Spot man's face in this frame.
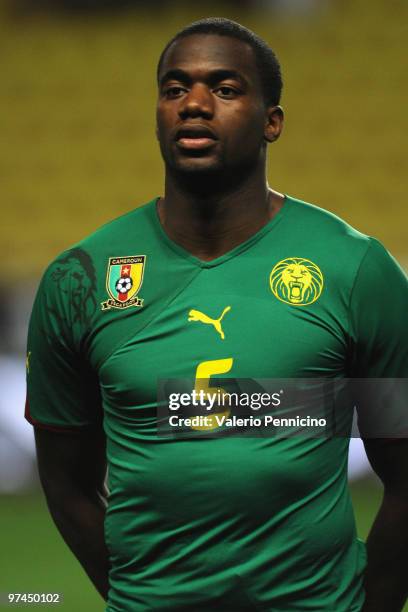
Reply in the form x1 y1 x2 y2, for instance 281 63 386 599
156 34 273 176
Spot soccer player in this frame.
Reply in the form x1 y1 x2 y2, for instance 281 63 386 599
26 18 408 612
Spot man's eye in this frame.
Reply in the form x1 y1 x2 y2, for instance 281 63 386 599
215 86 238 98
164 86 186 98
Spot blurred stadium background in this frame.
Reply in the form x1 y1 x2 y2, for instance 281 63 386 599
0 0 406 608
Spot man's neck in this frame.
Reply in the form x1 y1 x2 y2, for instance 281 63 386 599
157 167 285 262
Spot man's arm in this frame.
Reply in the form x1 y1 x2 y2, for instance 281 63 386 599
361 438 408 612
34 424 110 601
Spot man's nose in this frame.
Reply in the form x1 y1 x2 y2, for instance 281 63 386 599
178 84 214 119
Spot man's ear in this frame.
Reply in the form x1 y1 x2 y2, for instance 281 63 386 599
155 125 159 140
264 105 284 143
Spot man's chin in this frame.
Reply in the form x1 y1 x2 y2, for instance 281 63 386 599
171 156 223 175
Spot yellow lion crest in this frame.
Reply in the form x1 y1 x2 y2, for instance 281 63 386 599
270 257 323 306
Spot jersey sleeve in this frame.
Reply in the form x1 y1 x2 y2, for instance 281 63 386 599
349 238 408 377
348 238 408 437
25 248 101 430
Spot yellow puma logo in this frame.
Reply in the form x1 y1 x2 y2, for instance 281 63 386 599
188 306 231 340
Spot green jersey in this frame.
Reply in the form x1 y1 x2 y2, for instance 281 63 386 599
26 196 408 611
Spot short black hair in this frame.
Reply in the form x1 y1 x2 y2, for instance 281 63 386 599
157 18 283 106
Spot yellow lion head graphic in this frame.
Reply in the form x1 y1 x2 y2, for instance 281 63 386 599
270 258 324 306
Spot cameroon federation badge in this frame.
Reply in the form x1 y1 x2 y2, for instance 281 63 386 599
270 257 324 306
101 255 146 311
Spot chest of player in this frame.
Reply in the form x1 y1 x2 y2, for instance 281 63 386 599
88 254 350 410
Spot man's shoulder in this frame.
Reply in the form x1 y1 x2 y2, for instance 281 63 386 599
76 197 158 252
286 195 373 260
44 197 157 270
36 197 158 305
287 195 370 243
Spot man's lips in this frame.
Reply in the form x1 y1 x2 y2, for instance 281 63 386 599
175 125 218 150
177 137 216 150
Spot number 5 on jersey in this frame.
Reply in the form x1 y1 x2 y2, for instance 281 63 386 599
192 358 234 431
